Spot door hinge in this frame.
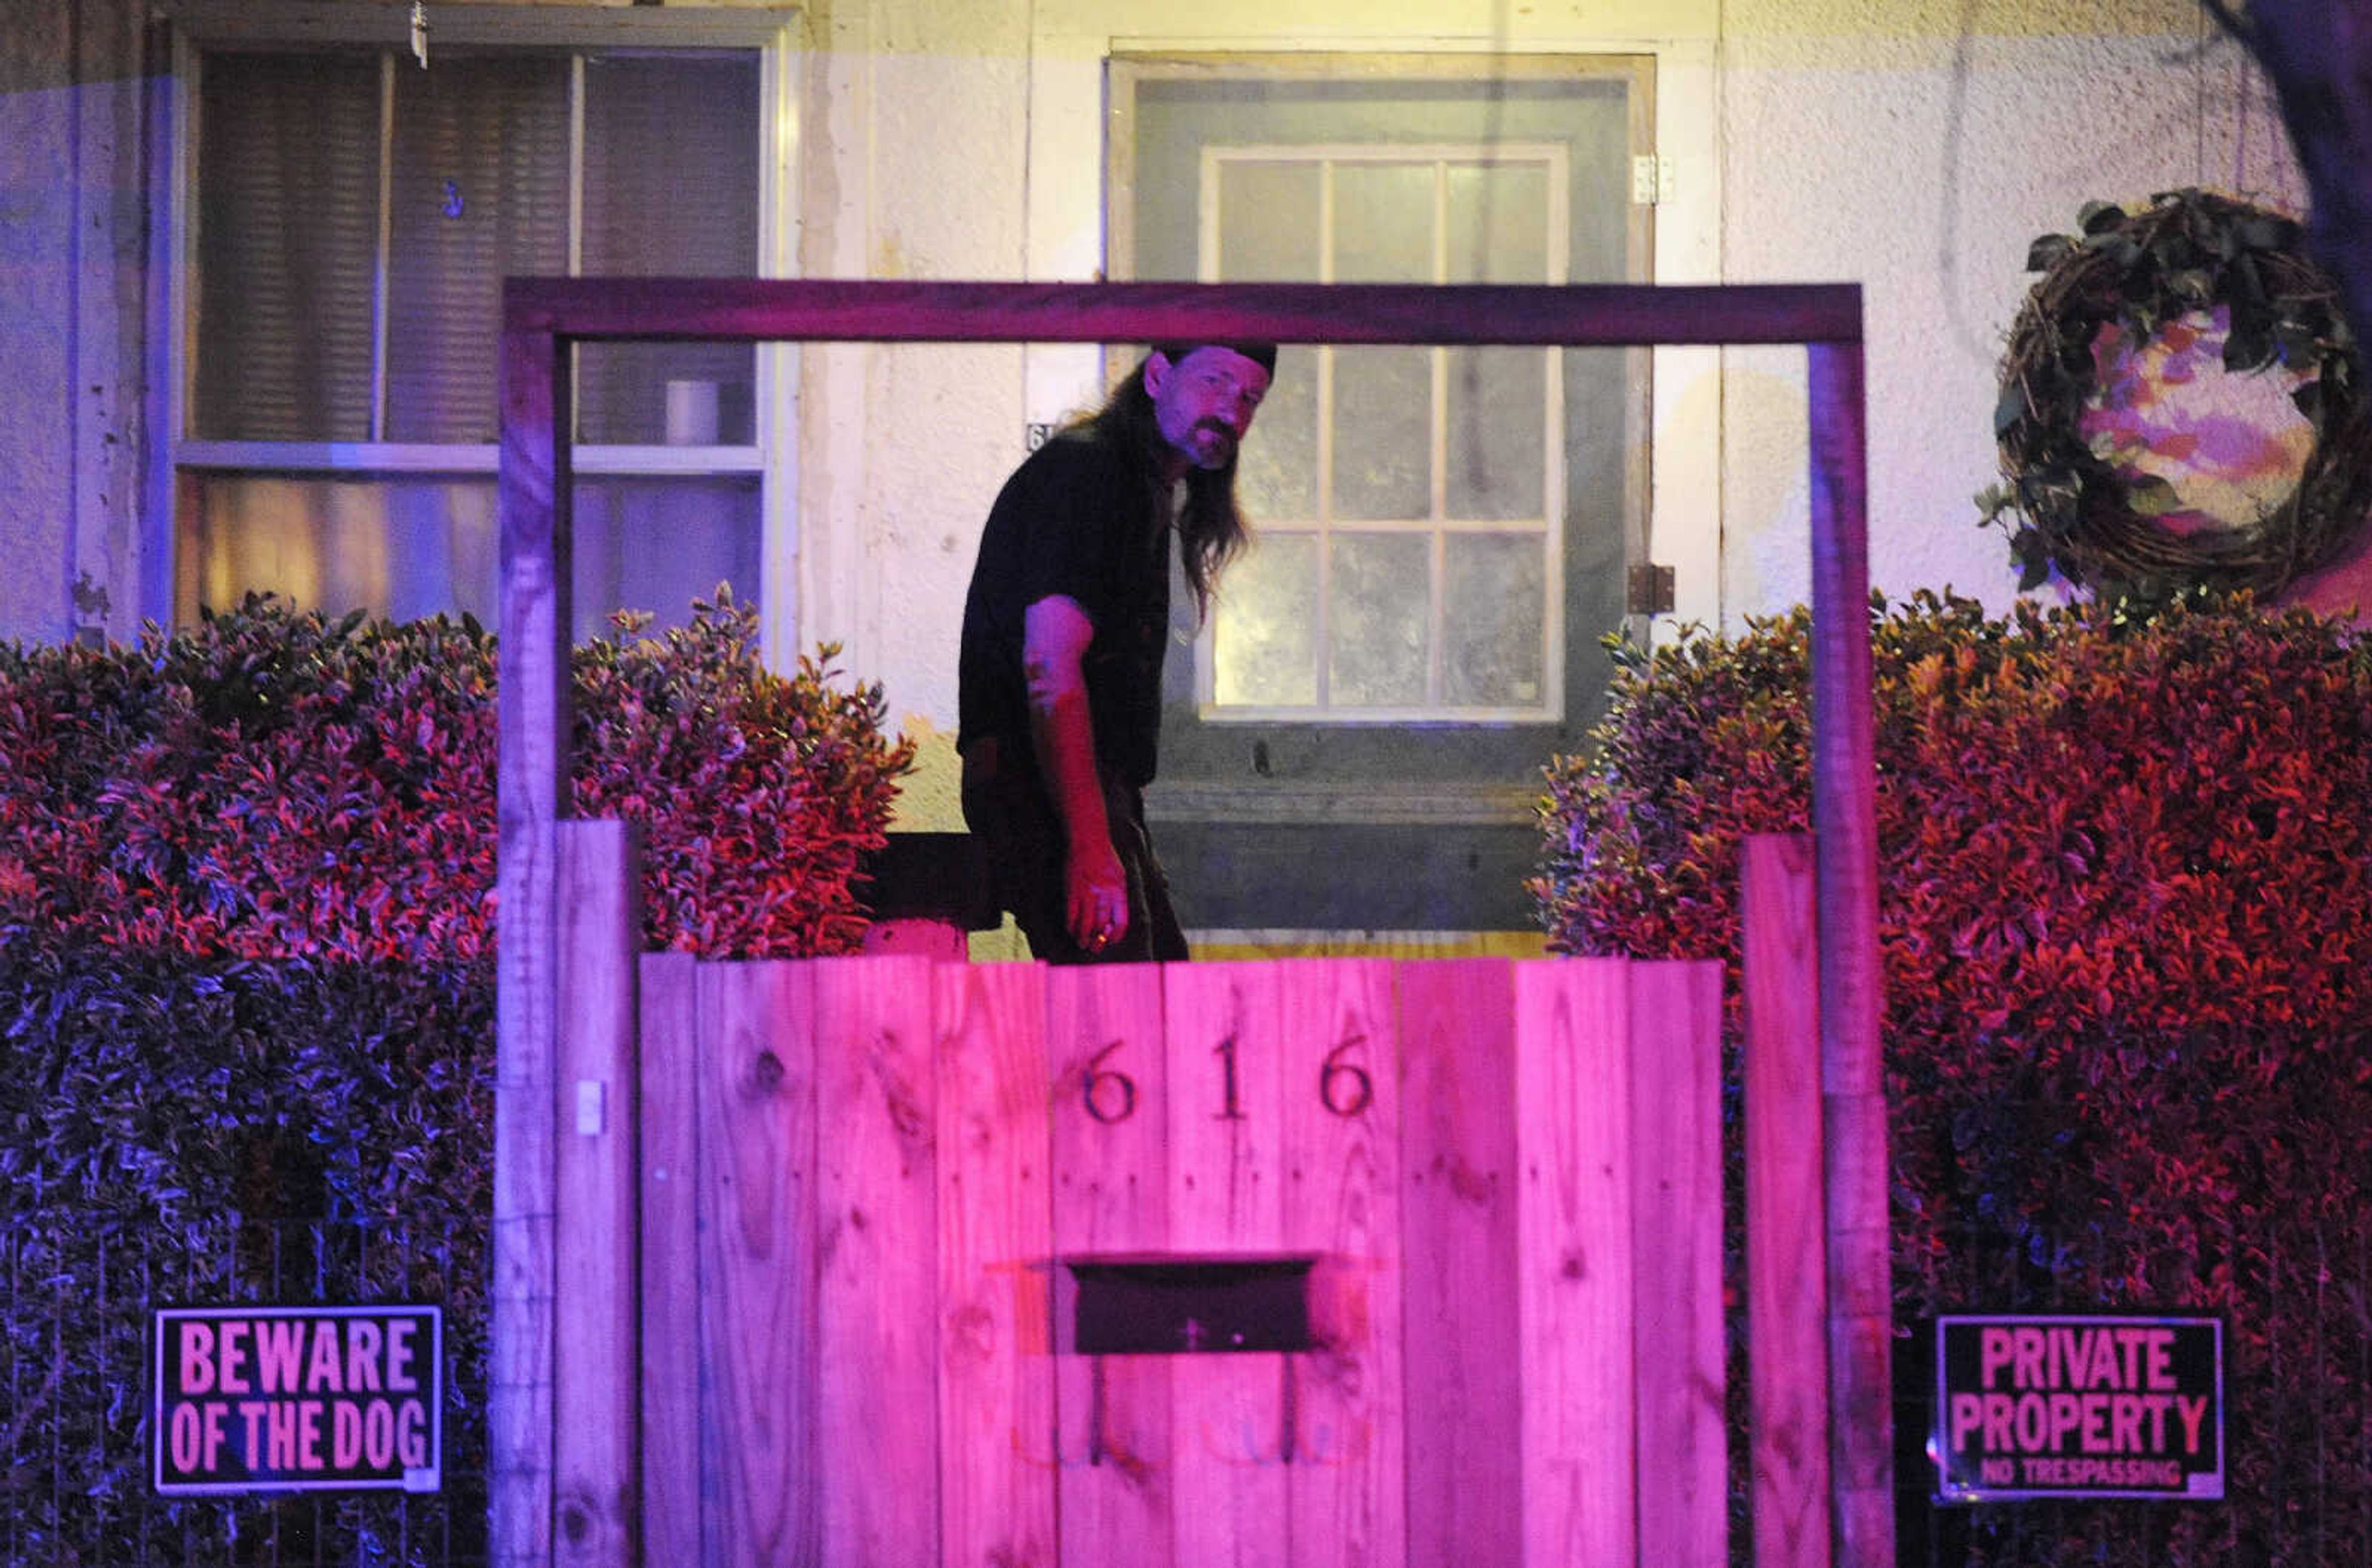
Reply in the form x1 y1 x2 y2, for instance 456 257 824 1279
1628 563 1676 616
1630 154 1675 206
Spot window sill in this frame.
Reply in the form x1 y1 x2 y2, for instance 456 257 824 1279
174 441 764 476
1143 779 1539 827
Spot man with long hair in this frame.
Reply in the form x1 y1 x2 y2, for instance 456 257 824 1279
957 340 1276 962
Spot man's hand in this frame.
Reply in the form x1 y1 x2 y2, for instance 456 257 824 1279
1064 835 1130 953
1023 595 1130 952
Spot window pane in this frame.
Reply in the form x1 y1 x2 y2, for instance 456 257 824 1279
1240 343 1318 521
1328 532 1428 706
1442 531 1545 706
1214 532 1318 705
195 52 381 441
1445 348 1546 519
1445 161 1551 283
1332 346 1431 519
579 53 762 445
573 477 763 640
1216 160 1321 280
1332 162 1434 283
181 475 758 642
386 56 571 443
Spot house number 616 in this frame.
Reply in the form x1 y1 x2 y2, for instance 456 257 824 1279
1078 1035 1373 1125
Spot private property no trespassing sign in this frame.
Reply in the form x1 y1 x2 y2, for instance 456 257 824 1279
1933 1312 2223 1502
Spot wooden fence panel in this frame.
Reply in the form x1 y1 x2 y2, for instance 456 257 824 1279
814 956 942 1564
1515 958 1637 1568
697 960 819 1568
1398 960 1521 1568
934 962 1056 1568
1630 960 1728 1568
1279 958 1402 1568
1048 964 1175 1568
1166 961 1290 1568
637 952 704 1568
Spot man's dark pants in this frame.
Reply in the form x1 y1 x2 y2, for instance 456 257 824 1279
959 736 1188 965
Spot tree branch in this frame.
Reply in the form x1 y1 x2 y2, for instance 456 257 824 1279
2208 0 2372 339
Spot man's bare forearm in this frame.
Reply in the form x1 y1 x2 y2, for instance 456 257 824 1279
1026 679 1113 858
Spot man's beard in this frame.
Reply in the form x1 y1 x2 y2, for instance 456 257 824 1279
1190 419 1237 469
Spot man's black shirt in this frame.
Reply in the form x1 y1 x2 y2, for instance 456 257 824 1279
957 425 1171 787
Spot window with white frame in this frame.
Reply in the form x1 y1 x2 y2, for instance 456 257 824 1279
170 9 793 644
1205 145 1567 722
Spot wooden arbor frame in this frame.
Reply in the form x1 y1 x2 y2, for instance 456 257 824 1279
494 279 1891 1567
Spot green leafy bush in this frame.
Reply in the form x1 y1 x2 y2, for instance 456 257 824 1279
1536 590 2372 1566
0 593 910 1564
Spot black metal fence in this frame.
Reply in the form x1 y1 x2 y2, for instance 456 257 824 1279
1898 1208 2372 1568
2 1210 486 1567
11 1193 2365 1566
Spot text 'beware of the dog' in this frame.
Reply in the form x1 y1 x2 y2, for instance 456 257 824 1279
153 1305 442 1495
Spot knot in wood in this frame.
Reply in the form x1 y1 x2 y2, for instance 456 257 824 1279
751 1049 784 1094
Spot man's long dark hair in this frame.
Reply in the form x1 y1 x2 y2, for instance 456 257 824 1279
1075 358 1247 620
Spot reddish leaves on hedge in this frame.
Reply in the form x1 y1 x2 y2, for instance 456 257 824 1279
1538 590 2372 1055
1 593 913 963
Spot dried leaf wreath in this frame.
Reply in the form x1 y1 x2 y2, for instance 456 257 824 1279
1979 188 2370 600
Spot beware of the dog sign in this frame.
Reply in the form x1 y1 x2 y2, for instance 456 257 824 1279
153 1305 442 1495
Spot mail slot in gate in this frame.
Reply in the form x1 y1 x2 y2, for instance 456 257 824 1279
1063 1254 1318 1354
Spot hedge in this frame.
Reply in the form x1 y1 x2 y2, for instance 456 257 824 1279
0 594 910 1565
0 591 912 963
1536 590 2372 1567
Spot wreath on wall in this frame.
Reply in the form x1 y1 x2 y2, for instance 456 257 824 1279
1980 188 2371 599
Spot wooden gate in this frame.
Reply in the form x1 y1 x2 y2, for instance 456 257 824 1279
544 816 1785 1567
502 276 1888 1567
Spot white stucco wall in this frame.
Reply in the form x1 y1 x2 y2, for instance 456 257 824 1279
0 0 153 650
780 0 2306 765
1 16 87 644
1718 0 2303 621
0 0 151 649
0 0 2315 685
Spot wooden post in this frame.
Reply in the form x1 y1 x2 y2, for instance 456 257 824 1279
1745 834 1833 1568
554 820 642 1567
1279 959 1402 1568
1164 962 1288 1568
494 308 571 1568
815 957 942 1564
1048 964 1175 1568
1807 339 1896 1568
